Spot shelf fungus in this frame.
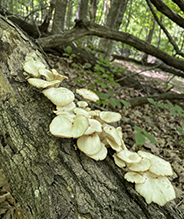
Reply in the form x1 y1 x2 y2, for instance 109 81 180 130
23 56 176 206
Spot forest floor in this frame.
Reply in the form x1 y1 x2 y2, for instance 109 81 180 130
48 53 184 211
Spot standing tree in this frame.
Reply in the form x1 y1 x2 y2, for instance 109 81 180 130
0 14 183 219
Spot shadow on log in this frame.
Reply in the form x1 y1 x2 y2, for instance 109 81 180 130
0 15 183 219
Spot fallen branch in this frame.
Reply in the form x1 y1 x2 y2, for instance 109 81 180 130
128 93 184 107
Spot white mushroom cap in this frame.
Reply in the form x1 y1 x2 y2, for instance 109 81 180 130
113 153 126 168
116 150 142 164
23 60 46 77
88 143 107 161
84 119 102 135
138 151 173 176
27 78 61 88
135 172 176 206
106 138 123 152
42 87 75 106
124 172 145 184
77 133 102 156
74 108 97 118
127 158 151 172
38 69 55 81
49 114 89 138
53 102 76 117
103 124 122 152
50 69 68 82
76 88 99 102
100 111 121 123
77 101 88 108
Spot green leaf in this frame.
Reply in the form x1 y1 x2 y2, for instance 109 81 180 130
169 108 176 116
156 102 166 108
177 128 184 134
120 99 130 108
143 131 157 144
97 92 109 100
66 46 72 54
174 105 184 116
147 98 156 105
83 63 92 69
101 83 107 89
147 112 153 117
108 89 114 96
71 63 80 68
90 83 95 90
135 132 145 146
167 100 174 108
109 97 118 108
134 126 142 132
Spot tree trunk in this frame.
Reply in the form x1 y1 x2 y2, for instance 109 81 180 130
76 0 89 20
52 0 67 33
98 0 128 59
0 15 183 219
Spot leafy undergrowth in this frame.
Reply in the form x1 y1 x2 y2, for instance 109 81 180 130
48 53 184 210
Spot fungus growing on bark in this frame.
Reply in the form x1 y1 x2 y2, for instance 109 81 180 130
27 78 61 88
124 172 145 184
127 157 151 172
53 102 76 116
100 111 121 123
76 88 99 102
84 119 102 135
135 172 176 206
77 133 102 156
88 143 108 161
50 114 89 138
39 68 68 82
23 60 46 77
113 153 126 168
116 150 142 164
42 87 75 107
23 57 176 207
77 101 88 108
138 150 173 176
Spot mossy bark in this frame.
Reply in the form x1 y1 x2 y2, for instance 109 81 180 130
0 15 183 219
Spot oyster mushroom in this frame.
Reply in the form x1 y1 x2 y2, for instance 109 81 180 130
76 88 99 102
50 114 89 138
42 87 75 106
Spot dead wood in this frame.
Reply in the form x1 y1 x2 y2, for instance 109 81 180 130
128 93 184 107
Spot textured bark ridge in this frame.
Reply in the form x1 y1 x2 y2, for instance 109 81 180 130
0 15 183 219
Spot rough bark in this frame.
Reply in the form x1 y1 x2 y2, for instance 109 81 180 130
0 15 184 219
37 20 184 76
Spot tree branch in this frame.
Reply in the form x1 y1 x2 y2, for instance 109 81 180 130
146 0 184 58
172 0 184 12
128 93 184 107
149 0 184 28
37 20 184 75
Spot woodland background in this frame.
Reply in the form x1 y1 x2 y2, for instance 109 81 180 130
0 0 184 218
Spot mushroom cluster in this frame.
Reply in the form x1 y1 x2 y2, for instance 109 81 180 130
23 57 176 206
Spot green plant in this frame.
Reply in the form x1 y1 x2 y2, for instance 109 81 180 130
134 126 157 146
147 98 184 144
63 46 76 60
